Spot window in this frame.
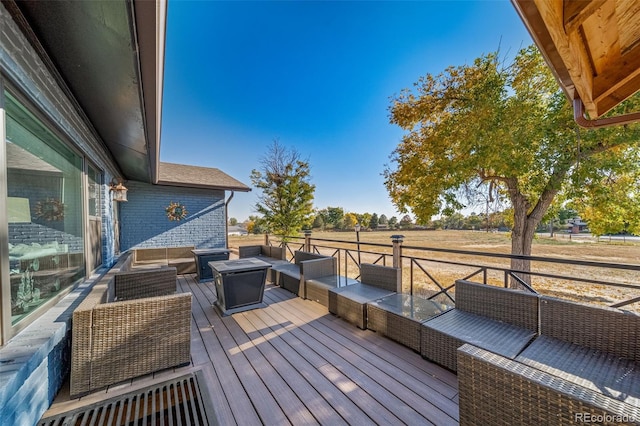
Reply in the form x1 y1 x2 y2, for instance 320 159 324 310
4 90 85 326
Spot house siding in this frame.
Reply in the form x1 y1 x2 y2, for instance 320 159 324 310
119 182 227 250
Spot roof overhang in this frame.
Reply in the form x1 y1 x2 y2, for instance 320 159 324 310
156 162 251 192
512 0 640 127
7 0 166 182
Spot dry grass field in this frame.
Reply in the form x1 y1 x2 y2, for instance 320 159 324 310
229 230 640 311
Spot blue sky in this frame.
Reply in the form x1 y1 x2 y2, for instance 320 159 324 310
160 1 533 222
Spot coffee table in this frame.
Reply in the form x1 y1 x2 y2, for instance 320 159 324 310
367 293 453 352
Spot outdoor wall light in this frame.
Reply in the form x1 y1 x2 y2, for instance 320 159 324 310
109 178 128 202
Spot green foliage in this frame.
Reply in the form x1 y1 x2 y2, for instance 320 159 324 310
388 216 398 229
228 217 238 226
312 214 325 230
369 213 379 229
356 213 372 228
569 149 640 236
251 141 315 240
385 44 640 257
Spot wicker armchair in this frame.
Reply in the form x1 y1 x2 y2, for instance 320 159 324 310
328 263 400 329
71 261 191 398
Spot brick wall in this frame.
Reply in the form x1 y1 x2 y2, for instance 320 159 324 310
0 3 121 424
119 182 227 250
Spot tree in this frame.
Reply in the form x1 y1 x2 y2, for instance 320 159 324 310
385 45 640 283
399 214 413 229
356 213 372 229
388 216 398 229
251 140 315 240
247 215 267 235
228 217 238 226
312 214 325 230
344 212 358 229
370 213 379 230
319 206 344 229
378 214 388 225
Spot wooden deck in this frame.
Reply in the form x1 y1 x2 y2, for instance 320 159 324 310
46 273 459 425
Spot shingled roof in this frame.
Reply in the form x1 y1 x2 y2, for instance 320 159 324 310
157 162 250 192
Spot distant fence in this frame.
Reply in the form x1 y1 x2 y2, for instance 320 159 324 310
263 233 640 310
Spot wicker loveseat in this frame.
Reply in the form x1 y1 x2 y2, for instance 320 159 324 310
421 280 539 372
132 246 196 274
70 254 191 398
457 296 640 425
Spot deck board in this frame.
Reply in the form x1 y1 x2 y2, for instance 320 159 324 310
45 273 459 425
261 287 456 425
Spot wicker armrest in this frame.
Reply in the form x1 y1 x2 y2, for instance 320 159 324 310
113 267 177 301
457 344 640 425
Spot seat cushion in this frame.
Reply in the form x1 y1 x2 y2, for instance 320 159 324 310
516 335 640 407
423 309 536 359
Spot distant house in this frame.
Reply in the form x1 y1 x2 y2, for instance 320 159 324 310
228 225 249 236
0 2 250 423
567 217 589 234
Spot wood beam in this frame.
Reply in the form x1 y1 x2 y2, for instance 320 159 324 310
563 0 607 34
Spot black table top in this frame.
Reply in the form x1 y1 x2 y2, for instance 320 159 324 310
209 258 271 273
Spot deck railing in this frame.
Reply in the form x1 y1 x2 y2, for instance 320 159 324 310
264 233 640 310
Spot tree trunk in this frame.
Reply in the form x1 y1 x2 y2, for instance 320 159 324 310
510 214 537 288
507 179 558 289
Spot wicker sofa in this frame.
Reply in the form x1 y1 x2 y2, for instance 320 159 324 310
70 254 191 398
457 296 640 425
420 280 539 372
132 246 196 274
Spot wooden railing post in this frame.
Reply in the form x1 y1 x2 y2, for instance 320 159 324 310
304 230 312 252
391 235 404 293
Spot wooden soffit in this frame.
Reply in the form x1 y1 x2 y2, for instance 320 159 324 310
512 0 640 120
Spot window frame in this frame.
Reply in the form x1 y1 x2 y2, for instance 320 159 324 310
0 80 90 344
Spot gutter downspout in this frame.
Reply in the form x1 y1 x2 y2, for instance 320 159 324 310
574 98 640 129
225 191 235 249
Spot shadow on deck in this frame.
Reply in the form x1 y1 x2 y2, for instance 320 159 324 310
44 273 459 425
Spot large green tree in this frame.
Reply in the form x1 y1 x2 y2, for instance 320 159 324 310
384 45 640 281
251 141 315 239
